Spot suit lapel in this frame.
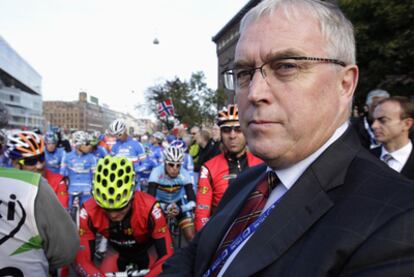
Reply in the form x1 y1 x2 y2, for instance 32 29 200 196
401 148 414 179
224 127 360 276
195 167 268 275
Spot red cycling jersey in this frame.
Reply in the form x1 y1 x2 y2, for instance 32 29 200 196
195 151 263 231
44 169 69 208
75 191 173 277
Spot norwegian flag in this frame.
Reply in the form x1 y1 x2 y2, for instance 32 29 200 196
157 98 175 118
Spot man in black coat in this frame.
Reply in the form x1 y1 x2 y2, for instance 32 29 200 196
160 0 414 276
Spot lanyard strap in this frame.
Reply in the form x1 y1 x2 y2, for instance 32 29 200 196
203 199 279 277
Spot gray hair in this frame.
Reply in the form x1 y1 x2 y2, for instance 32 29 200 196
240 0 356 65
365 89 390 106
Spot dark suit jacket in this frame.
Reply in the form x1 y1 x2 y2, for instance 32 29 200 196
371 145 414 180
161 128 414 277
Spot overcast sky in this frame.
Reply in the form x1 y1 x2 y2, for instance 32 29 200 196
0 0 248 117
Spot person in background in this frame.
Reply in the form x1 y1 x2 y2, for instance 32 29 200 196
149 131 165 166
194 129 221 173
1 130 78 275
351 89 390 149
44 131 66 174
88 131 109 161
371 96 414 179
194 104 263 231
161 0 414 276
54 127 72 153
189 126 201 172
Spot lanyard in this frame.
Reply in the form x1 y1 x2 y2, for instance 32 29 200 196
203 198 280 277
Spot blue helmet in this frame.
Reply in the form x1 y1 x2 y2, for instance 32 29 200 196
44 131 58 144
170 139 187 152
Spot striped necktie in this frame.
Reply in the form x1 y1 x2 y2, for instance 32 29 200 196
210 171 279 276
382 153 394 165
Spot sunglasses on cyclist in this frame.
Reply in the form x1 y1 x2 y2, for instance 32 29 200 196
18 153 45 166
220 125 242 134
167 163 181 168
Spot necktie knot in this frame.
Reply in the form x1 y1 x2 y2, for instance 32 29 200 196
382 153 394 164
267 171 279 191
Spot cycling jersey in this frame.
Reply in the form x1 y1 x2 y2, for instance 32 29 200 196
194 151 263 231
147 164 194 203
111 137 147 175
44 169 69 208
45 147 66 174
137 156 158 192
149 144 164 166
91 145 108 160
75 192 173 277
60 150 97 208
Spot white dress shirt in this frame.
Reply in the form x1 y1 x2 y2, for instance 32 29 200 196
380 141 413 173
218 122 349 276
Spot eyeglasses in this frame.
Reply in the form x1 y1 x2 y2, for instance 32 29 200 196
222 56 346 92
220 125 242 134
19 153 45 166
167 162 181 168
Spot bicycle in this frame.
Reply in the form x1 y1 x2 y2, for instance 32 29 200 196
105 265 149 277
161 202 182 249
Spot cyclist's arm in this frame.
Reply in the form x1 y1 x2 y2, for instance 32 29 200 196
35 177 79 270
74 206 103 276
184 183 196 202
147 202 174 277
195 166 213 231
147 182 159 197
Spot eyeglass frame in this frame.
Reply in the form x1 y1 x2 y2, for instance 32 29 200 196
166 162 182 168
220 125 242 134
222 56 347 91
18 153 46 166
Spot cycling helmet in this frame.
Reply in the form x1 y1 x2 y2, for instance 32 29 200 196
217 104 239 126
109 119 127 136
170 139 188 152
72 131 89 146
5 130 45 160
93 156 135 209
166 134 177 144
44 131 58 144
163 145 184 164
152 131 165 141
89 131 101 146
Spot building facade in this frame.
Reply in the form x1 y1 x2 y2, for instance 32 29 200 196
44 92 154 135
212 0 261 103
0 35 43 129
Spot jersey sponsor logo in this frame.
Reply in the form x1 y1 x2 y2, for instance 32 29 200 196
79 208 88 219
223 174 237 180
200 166 209 179
197 204 210 210
157 226 167 234
79 228 86 237
124 228 133 236
0 193 26 246
200 186 209 194
201 218 209 224
152 204 162 220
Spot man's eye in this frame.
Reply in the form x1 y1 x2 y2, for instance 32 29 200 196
272 62 299 71
235 69 252 80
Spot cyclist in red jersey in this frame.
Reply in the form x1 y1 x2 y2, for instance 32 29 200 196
195 104 263 231
75 156 173 277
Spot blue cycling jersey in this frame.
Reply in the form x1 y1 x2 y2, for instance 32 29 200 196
45 147 66 174
148 164 193 203
111 137 146 173
0 154 12 168
60 150 97 194
149 144 164 166
91 145 108 160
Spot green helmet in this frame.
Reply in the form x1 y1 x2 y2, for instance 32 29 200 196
93 156 135 209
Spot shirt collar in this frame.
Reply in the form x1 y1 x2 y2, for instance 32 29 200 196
267 122 349 190
381 140 413 165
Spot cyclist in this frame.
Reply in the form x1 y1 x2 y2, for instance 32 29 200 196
88 131 108 160
75 156 173 277
170 139 195 188
1 131 78 275
194 104 263 231
149 131 165 166
147 145 196 242
44 131 66 174
6 130 69 208
60 130 97 209
110 119 147 190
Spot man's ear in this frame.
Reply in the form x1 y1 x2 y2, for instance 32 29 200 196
340 65 359 100
403 117 414 132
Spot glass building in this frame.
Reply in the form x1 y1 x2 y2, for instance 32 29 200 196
0 35 43 130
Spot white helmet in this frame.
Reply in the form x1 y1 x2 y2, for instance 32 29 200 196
163 145 184 164
72 131 89 146
109 119 126 136
152 131 165 141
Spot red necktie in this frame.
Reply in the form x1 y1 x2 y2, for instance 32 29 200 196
210 171 278 276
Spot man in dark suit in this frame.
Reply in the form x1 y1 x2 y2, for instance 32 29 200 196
371 97 414 180
161 0 414 276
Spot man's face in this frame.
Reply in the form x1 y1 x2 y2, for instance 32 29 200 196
46 143 57 152
13 154 45 175
165 162 181 178
220 121 246 156
372 101 411 145
117 131 128 142
78 143 91 154
104 202 132 222
211 125 221 141
235 9 356 168
190 127 200 143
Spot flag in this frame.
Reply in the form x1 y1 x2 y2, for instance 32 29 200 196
157 98 175 118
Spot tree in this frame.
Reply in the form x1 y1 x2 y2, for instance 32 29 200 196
145 72 226 129
339 0 414 107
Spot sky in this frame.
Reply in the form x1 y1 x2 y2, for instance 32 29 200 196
0 0 249 118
